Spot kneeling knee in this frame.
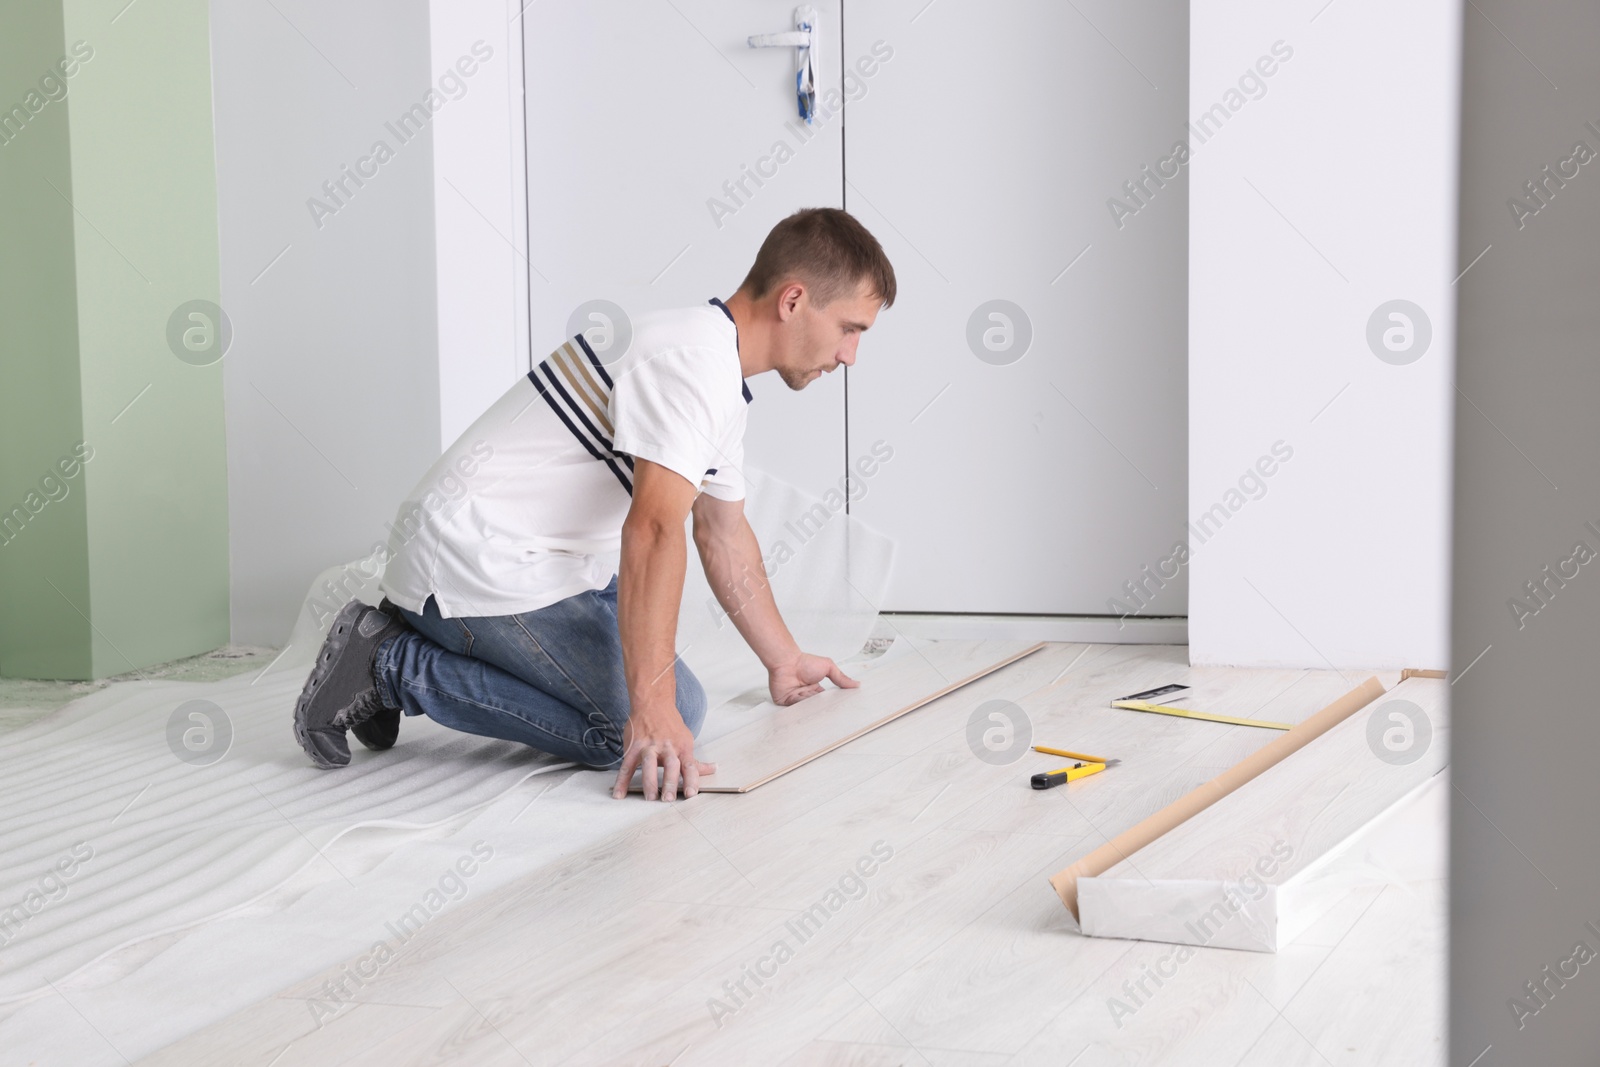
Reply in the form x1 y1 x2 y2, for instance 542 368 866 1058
576 723 625 770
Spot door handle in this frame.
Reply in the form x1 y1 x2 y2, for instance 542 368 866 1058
748 5 819 124
748 30 812 48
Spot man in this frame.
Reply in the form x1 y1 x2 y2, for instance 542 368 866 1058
292 207 897 801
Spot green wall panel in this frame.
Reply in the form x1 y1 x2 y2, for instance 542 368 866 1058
0 0 229 679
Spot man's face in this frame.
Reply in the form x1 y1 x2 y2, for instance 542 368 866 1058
776 281 881 390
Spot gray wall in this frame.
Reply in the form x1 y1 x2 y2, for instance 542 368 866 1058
210 0 441 646
1450 0 1600 1061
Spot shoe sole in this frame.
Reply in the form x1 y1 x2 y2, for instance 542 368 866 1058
350 708 400 751
353 599 409 752
293 599 366 768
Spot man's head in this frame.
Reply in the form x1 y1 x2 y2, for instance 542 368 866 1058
734 208 896 390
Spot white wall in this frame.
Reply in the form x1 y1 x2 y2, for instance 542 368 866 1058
212 0 534 646
211 0 443 647
1188 0 1460 670
428 0 530 449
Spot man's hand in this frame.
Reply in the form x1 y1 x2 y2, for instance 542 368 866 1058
615 460 706 802
692 495 860 709
769 651 859 706
611 704 717 801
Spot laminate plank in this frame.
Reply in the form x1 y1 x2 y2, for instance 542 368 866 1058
645 750 1085 913
330 827 1059 1066
1050 675 1387 920
839 641 1108 758
668 642 1105 859
641 647 1177 915
266 1002 445 1067
269 801 731 1010
1283 882 1384 949
164 894 795 1067
665 828 1096 1065
337 1002 534 1067
780 1040 1011 1067
777 1039 927 1067
1079 679 1448 950
931 667 1361 871
133 996 343 1067
995 939 1287 1065
652 640 1045 793
820 850 1134 1057
456 829 1076 1065
1235 880 1447 1066
1097 679 1447 880
861 873 1424 1065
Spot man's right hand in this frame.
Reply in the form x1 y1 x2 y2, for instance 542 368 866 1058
610 704 717 801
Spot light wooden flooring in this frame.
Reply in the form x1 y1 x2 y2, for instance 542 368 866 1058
137 643 1443 1066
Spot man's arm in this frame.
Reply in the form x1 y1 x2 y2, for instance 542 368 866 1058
611 459 715 801
691 493 859 705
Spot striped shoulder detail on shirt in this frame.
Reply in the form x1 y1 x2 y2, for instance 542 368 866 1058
527 336 634 493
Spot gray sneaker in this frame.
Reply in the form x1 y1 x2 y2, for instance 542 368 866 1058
293 599 408 768
350 598 411 753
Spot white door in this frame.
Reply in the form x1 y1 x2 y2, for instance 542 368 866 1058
524 0 1188 615
523 0 846 501
843 1 1187 614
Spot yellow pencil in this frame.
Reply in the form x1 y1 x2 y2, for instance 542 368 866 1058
1032 744 1118 765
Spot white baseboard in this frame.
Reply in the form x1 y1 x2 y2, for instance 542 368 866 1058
877 614 1187 646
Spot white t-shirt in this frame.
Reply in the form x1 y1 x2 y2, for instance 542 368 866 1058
380 298 751 619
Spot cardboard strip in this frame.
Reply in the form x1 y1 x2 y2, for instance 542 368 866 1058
1048 675 1386 919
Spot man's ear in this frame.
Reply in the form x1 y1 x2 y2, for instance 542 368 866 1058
777 282 805 320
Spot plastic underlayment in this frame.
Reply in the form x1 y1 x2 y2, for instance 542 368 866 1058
0 468 895 1065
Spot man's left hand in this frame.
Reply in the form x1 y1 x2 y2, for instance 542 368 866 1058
769 652 859 706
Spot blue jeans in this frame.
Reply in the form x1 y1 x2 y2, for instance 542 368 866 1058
371 577 706 769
